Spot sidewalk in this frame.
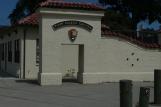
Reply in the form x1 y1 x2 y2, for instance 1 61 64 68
0 79 159 107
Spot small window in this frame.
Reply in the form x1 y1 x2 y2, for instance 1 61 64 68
1 44 4 61
131 53 135 56
8 41 12 62
14 39 20 63
137 58 139 61
36 39 40 65
131 64 134 67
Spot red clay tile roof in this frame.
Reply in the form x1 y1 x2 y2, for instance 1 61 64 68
18 13 39 25
17 13 161 49
39 0 104 11
101 25 161 49
17 0 104 25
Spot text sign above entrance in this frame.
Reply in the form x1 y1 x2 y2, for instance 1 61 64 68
52 21 93 32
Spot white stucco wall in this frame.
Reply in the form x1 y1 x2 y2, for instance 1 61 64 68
24 27 39 79
0 27 39 79
38 8 103 85
38 8 161 85
82 37 161 83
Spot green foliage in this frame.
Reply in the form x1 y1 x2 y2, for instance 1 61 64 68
102 10 132 30
9 0 45 25
99 0 161 30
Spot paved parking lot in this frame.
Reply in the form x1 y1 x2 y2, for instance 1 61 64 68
0 78 159 107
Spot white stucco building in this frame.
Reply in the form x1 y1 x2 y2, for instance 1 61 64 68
0 0 161 85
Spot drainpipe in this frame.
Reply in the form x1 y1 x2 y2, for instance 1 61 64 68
158 33 161 45
23 29 26 79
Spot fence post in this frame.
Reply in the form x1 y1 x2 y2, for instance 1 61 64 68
154 69 161 104
139 87 150 107
120 80 132 107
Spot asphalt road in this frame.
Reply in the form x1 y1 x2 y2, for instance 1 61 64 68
0 78 159 107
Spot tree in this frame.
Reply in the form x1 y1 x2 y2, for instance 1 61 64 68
9 0 45 25
99 0 161 30
102 10 132 31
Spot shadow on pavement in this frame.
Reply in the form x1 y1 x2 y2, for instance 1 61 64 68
15 80 39 85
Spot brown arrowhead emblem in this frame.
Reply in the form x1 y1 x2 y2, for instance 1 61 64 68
68 29 78 42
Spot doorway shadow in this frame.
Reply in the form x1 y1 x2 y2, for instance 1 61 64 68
62 79 80 83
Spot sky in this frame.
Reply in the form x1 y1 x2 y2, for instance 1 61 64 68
137 20 161 31
0 0 98 25
0 0 160 30
0 0 19 25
